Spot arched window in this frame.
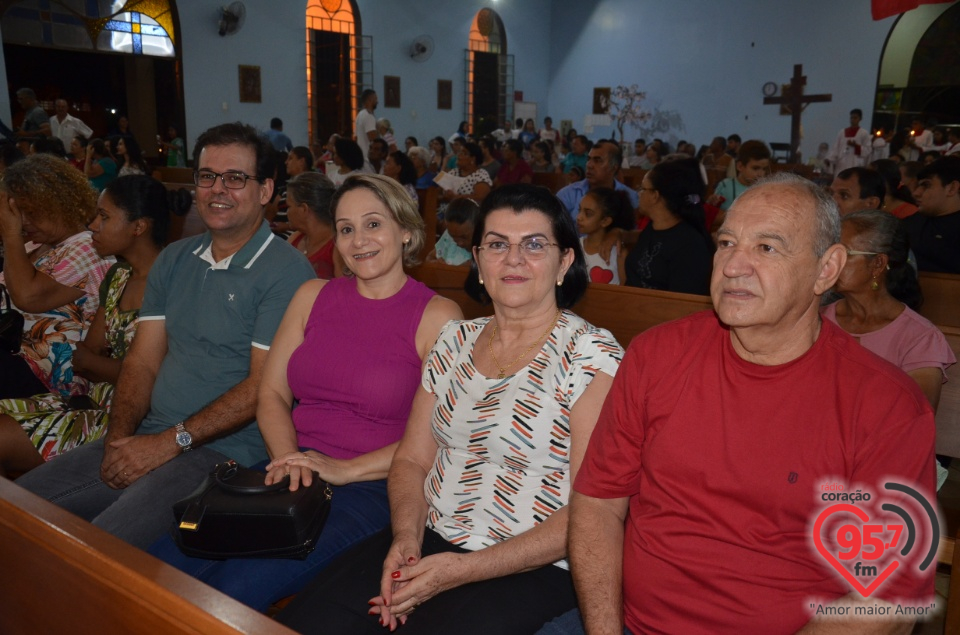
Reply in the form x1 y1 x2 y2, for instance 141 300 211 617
2 0 183 158
306 0 371 144
874 2 958 138
465 8 513 137
2 0 177 56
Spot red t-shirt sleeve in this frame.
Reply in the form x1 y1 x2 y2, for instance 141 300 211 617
575 337 647 498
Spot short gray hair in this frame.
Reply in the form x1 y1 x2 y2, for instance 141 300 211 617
407 145 430 168
16 87 36 100
741 172 840 258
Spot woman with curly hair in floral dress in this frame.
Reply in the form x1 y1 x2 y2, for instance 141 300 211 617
0 174 177 477
0 153 114 400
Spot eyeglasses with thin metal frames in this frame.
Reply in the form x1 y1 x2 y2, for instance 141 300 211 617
475 239 559 260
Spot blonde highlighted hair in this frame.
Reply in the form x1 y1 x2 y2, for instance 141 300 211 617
332 174 424 268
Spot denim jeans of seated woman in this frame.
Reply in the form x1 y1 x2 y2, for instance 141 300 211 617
149 478 390 612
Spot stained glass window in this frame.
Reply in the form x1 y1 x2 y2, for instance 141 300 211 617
1 0 176 57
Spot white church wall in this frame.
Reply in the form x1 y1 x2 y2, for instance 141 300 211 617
354 0 554 148
546 0 899 162
174 0 553 157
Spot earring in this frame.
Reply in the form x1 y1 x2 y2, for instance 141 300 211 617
557 279 563 286
478 276 484 285
871 275 879 291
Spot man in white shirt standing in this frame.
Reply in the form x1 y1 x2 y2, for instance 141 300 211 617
904 118 935 162
49 99 93 150
828 108 871 175
355 89 378 160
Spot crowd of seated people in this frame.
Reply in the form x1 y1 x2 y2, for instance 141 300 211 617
4 108 960 634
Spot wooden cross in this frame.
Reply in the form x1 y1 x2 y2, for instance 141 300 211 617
763 64 832 164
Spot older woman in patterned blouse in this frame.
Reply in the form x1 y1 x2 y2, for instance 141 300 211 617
278 184 623 634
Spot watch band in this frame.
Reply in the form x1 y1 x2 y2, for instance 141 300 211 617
175 421 193 452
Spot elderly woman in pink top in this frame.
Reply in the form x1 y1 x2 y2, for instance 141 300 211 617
150 175 461 611
822 210 954 408
824 210 954 490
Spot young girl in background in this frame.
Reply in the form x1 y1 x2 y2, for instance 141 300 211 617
576 187 635 285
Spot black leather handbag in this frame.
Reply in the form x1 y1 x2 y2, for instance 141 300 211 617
172 460 332 560
0 285 24 354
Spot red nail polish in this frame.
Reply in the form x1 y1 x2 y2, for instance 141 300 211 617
407 556 416 563
391 570 401 579
379 618 384 626
368 599 377 605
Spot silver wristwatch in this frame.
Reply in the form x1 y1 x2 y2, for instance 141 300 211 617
175 422 193 452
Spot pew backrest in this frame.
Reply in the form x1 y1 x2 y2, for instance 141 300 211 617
408 261 714 346
936 325 960 458
531 172 567 194
416 187 440 261
0 477 294 635
152 166 195 184
919 271 960 329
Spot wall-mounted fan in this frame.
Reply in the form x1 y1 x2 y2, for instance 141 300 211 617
219 2 246 37
409 35 434 62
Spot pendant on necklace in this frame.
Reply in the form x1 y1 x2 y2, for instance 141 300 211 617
497 373 505 379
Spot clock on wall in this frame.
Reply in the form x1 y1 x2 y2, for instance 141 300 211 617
762 81 778 97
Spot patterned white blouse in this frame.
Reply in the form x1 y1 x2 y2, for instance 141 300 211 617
421 311 622 568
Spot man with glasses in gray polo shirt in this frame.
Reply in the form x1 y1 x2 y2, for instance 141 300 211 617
17 122 316 549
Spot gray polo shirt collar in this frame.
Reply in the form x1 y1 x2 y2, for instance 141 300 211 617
192 220 276 270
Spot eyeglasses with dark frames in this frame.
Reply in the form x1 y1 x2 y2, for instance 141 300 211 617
194 169 262 189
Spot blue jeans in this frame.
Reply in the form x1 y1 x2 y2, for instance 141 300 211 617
15 437 229 549
149 479 390 612
536 609 633 635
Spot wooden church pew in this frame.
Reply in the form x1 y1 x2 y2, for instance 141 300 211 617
531 172 567 194
919 271 960 330
152 166 195 184
407 261 714 347
0 476 295 635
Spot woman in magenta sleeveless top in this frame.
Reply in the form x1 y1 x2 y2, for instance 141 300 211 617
151 175 461 611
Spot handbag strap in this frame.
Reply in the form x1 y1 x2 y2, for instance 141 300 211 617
214 460 292 494
0 285 10 310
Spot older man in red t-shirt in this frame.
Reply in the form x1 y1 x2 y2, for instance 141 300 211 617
569 173 936 635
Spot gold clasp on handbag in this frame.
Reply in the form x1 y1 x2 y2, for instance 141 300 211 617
178 501 204 531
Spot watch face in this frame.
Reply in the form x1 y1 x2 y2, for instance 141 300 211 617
176 431 192 447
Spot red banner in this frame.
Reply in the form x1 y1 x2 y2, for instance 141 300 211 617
872 0 954 20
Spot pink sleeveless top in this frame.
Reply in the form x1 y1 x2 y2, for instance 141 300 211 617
287 276 435 458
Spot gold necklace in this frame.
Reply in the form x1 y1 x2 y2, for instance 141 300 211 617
487 310 562 379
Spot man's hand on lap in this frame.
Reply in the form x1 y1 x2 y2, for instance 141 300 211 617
100 432 180 489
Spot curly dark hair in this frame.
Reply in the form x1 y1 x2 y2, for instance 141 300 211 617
1 153 96 230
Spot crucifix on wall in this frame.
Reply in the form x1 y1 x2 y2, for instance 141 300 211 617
763 64 832 164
